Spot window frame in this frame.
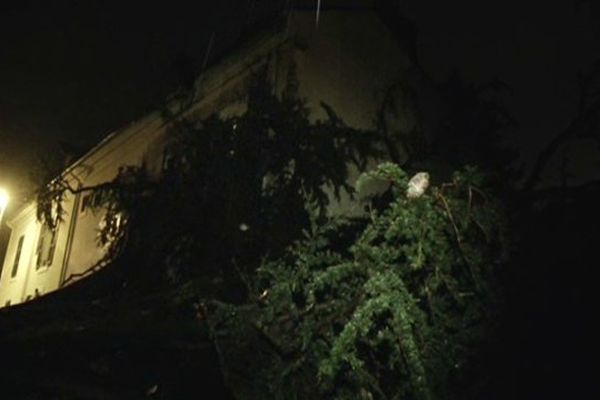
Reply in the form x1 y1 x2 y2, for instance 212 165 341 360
10 235 25 279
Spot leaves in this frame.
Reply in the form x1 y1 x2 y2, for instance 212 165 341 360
210 163 509 400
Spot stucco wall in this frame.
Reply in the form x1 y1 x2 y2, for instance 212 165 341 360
284 9 413 215
287 10 411 127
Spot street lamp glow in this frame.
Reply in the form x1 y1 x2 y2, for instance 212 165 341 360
0 188 9 230
0 188 8 211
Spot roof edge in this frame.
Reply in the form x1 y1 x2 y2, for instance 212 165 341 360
292 0 375 10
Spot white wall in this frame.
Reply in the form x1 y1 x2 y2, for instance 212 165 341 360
0 205 40 304
64 113 168 282
285 9 414 215
287 10 412 128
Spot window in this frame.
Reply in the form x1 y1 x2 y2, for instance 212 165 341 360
36 223 58 269
11 235 24 278
80 192 101 214
80 193 92 213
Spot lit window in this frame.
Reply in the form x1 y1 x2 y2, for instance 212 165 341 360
36 223 58 269
11 235 24 278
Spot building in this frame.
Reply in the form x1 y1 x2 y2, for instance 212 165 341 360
0 1 416 307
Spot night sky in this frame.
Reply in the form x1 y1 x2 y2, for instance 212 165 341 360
0 0 256 201
402 0 600 184
0 0 599 203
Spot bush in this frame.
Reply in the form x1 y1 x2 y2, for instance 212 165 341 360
207 163 509 400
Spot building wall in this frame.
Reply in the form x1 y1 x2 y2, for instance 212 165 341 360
0 205 45 305
288 9 412 127
64 113 168 282
0 8 413 306
285 9 413 215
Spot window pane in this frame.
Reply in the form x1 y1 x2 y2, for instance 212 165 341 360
11 235 24 278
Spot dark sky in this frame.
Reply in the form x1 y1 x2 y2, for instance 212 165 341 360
0 0 599 202
0 0 258 200
400 0 600 183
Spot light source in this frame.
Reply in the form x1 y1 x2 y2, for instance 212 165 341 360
0 188 9 229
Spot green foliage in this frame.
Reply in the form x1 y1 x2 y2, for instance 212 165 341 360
31 152 71 231
142 69 382 290
89 166 151 249
208 163 508 400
